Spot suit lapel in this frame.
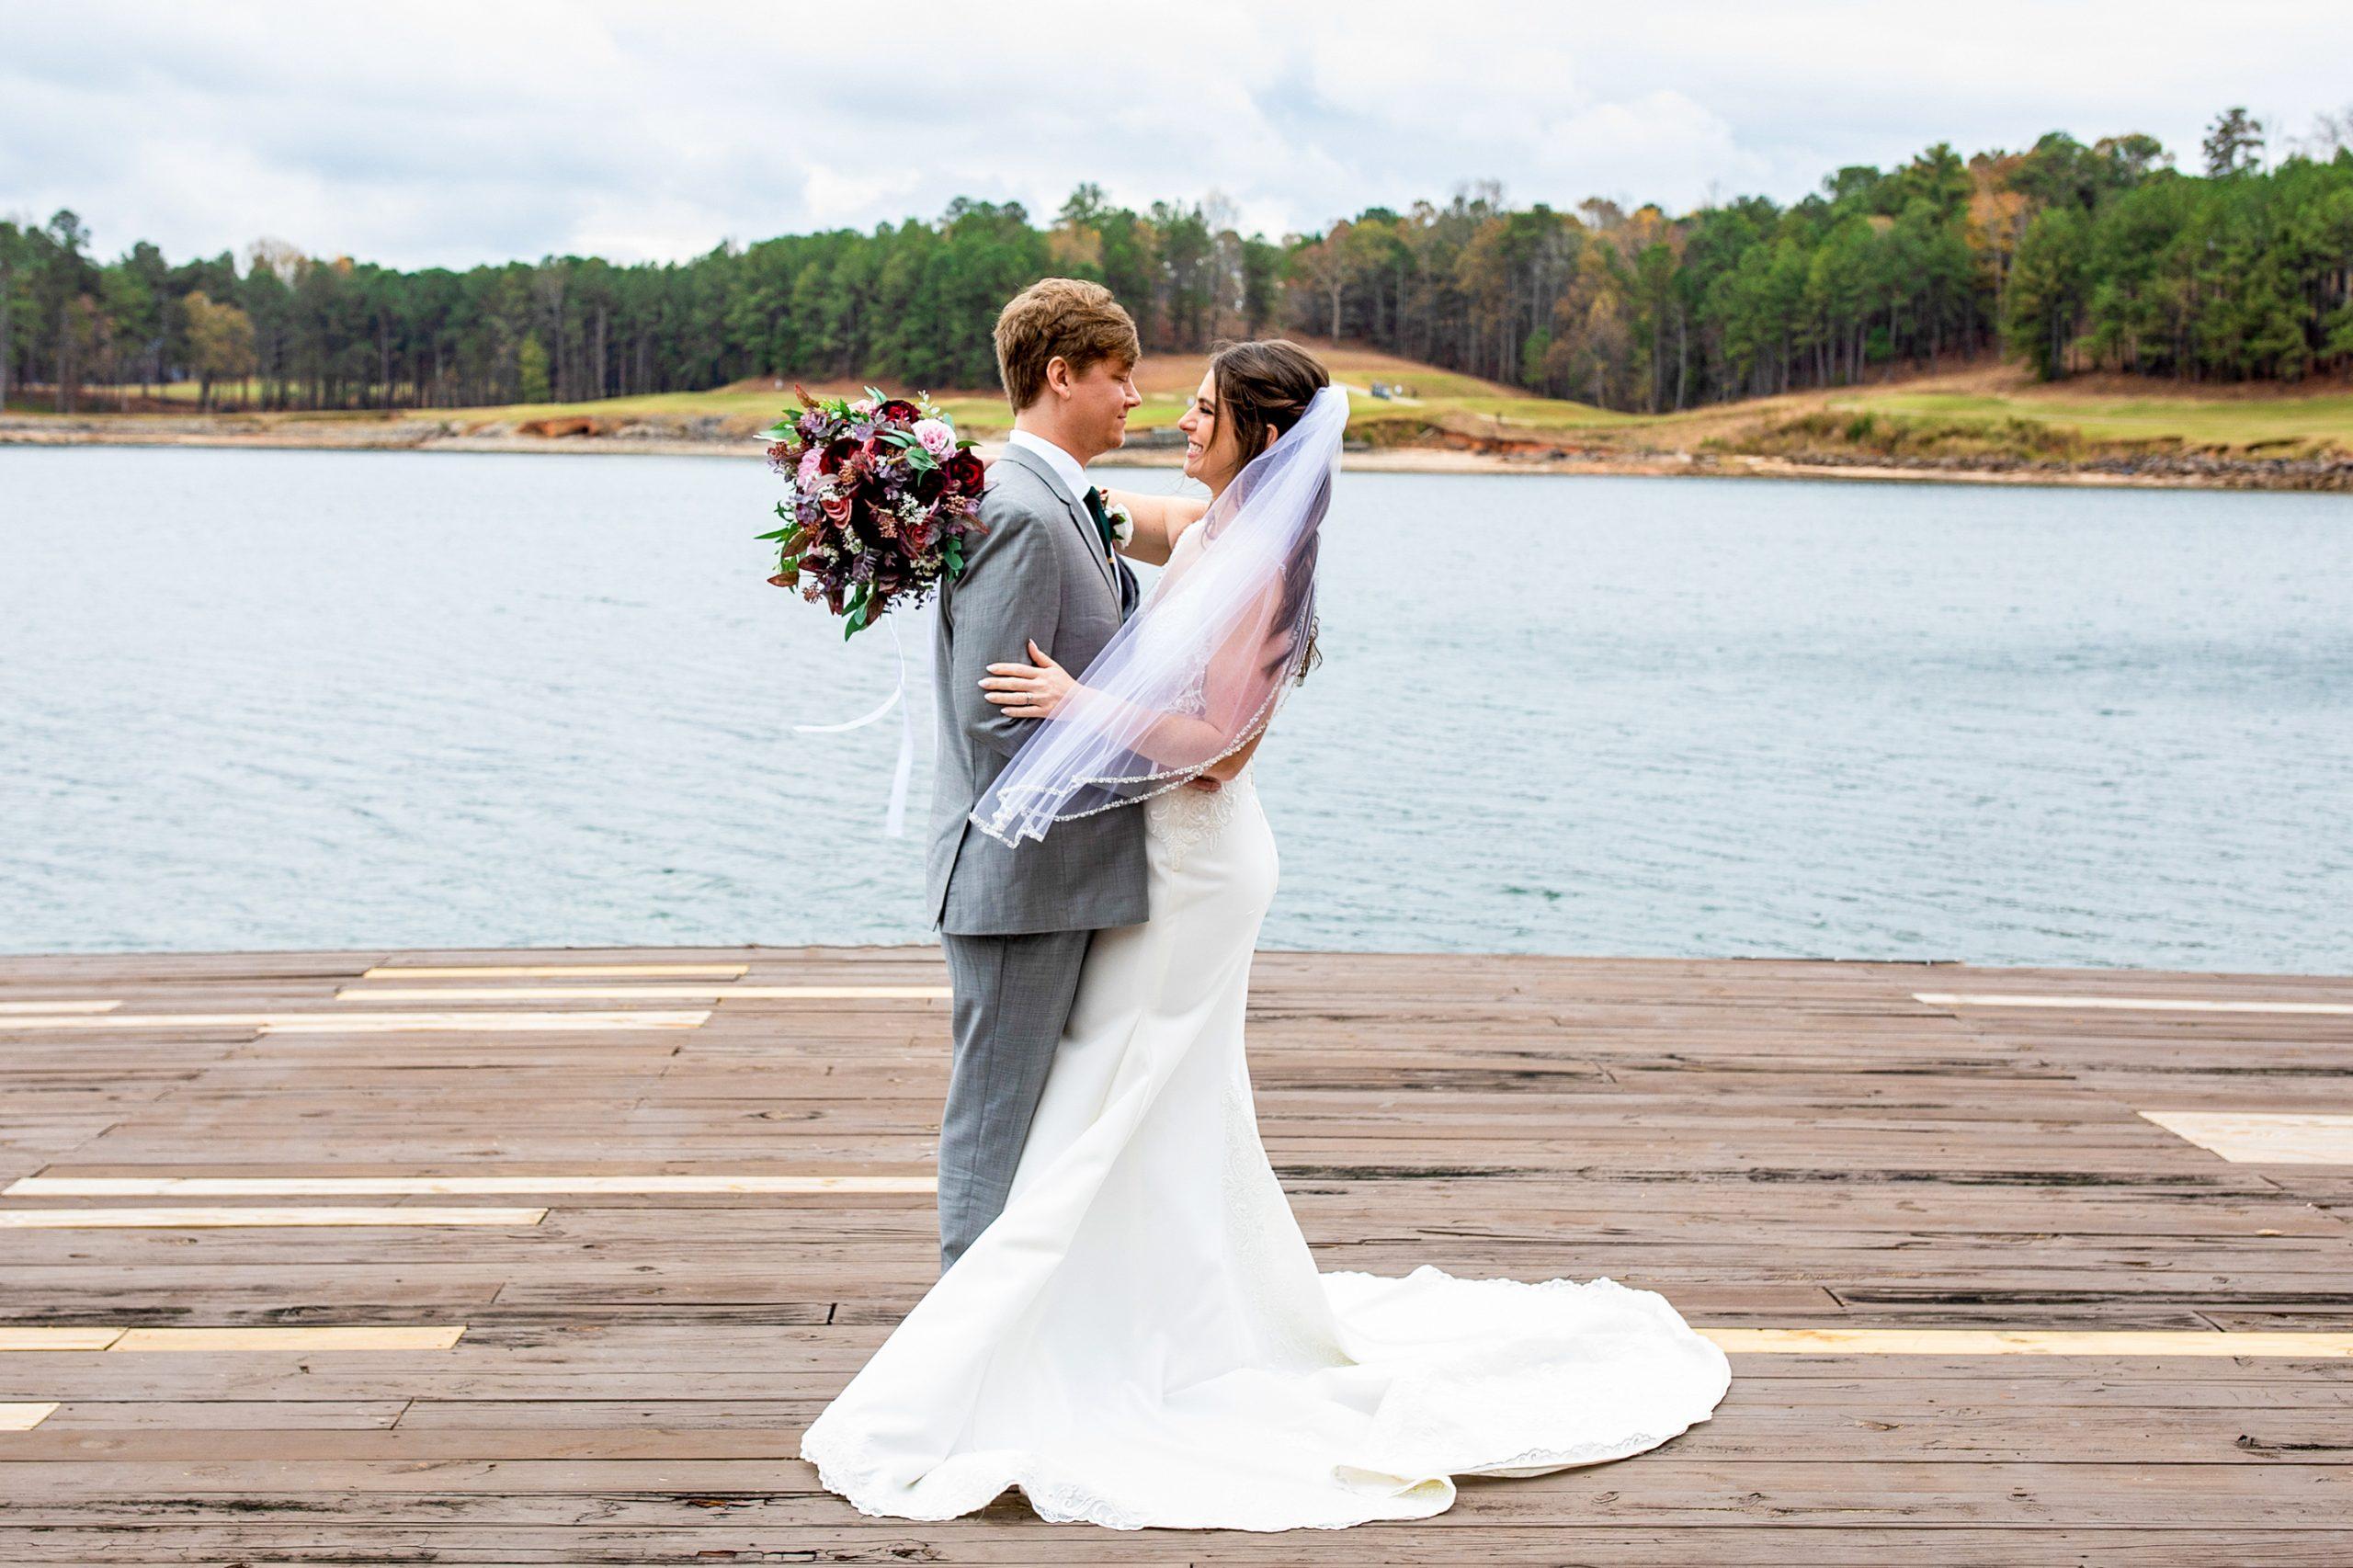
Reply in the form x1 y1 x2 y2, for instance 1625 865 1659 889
999 444 1116 595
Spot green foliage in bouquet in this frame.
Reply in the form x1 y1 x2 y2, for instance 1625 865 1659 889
759 386 989 639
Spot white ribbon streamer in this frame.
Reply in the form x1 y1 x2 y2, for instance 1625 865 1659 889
794 616 915 838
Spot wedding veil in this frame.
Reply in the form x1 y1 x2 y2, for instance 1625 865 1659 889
971 382 1347 846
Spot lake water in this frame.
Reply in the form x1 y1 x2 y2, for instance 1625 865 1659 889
4 444 2349 972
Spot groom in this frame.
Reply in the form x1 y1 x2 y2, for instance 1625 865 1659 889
926 278 1145 1271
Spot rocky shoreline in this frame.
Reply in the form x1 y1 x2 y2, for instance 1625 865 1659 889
1722 445 2353 492
6 411 2349 492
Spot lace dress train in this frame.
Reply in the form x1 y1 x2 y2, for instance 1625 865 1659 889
799 769 1731 1530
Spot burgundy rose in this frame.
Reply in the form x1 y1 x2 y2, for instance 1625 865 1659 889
944 450 986 494
876 399 921 426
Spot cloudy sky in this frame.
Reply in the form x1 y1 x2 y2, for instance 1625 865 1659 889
7 1 2347 270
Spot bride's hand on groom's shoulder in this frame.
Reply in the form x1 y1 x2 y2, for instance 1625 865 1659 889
980 639 1074 720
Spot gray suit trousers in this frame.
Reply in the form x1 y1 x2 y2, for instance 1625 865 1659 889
936 926 1093 1272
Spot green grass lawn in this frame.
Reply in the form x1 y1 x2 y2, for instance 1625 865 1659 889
426 342 1551 437
1835 389 2353 452
109 377 270 407
423 384 1630 441
1431 396 1665 431
1436 381 2353 457
31 356 2353 460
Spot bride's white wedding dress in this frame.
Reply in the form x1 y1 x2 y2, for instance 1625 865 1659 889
801 711 1732 1528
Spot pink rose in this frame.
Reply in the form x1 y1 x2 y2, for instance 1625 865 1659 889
796 449 823 487
911 417 955 459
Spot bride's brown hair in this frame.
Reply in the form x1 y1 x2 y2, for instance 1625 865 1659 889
1210 339 1329 474
1208 339 1331 684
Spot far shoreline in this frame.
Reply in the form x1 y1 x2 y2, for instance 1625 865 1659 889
4 415 2348 494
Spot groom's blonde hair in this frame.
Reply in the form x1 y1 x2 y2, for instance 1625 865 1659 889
994 278 1141 412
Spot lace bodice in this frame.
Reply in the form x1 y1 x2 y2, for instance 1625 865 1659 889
1145 766 1254 871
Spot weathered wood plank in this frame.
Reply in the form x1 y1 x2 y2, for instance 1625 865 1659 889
1 942 2347 1560
0 1525 2346 1566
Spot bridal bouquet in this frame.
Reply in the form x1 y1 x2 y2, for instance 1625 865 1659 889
758 387 989 638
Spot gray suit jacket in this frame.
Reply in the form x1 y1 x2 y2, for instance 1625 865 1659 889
926 442 1147 935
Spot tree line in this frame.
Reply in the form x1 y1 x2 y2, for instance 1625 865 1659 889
3 108 2348 416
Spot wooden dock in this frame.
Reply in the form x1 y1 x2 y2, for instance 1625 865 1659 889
1 944 2347 1563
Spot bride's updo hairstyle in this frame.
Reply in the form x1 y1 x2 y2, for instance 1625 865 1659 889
1209 338 1331 684
1209 338 1331 475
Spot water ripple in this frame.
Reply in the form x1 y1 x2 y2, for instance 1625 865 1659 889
2 448 2349 969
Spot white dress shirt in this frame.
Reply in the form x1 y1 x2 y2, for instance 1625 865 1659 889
1006 428 1091 508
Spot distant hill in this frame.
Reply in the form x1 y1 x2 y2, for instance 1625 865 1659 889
11 335 2343 486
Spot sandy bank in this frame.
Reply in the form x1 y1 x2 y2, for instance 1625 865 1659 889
6 413 2348 492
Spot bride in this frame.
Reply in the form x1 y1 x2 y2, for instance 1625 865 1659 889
800 340 1730 1531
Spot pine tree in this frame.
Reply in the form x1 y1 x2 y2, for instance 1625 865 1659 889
517 334 551 403
2204 108 2266 178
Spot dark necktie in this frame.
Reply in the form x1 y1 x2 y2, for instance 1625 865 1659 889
1082 486 1117 556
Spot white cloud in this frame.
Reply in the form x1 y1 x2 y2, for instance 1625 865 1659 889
3 1 2347 267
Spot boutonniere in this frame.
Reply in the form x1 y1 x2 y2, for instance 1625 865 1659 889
1104 500 1134 548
